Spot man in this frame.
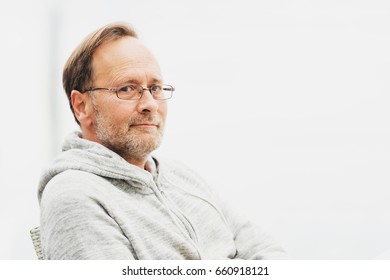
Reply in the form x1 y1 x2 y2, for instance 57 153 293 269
38 22 286 259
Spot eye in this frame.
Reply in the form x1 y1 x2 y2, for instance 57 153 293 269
119 85 137 93
150 85 161 93
116 84 141 100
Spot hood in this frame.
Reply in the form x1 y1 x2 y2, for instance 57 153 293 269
38 131 155 202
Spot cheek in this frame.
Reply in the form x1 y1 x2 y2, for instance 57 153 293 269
158 102 168 119
105 100 137 121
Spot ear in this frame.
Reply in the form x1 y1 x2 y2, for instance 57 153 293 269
71 90 93 126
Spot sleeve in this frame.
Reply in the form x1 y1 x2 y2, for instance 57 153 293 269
171 159 287 260
195 175 287 260
220 201 288 260
39 171 135 260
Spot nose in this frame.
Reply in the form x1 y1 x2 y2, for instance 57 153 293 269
136 88 159 113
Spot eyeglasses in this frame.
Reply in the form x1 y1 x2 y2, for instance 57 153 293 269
86 84 175 100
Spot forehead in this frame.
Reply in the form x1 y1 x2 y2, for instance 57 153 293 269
91 36 162 84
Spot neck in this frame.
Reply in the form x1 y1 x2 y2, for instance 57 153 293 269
81 128 151 169
123 155 148 169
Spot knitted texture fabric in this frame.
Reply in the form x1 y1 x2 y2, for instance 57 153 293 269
38 131 286 260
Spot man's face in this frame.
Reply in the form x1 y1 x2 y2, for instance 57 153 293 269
87 36 167 162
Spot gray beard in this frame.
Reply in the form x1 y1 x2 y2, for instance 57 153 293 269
93 104 164 163
97 128 162 161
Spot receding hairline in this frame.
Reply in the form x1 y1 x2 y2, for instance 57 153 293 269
62 22 139 124
64 23 138 87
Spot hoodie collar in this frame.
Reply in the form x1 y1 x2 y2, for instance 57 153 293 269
38 131 158 201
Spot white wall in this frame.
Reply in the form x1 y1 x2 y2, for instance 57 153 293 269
1 0 390 259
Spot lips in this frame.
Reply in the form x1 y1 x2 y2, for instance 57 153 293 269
131 123 157 127
129 116 160 128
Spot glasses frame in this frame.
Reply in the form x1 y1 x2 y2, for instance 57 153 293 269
86 84 175 100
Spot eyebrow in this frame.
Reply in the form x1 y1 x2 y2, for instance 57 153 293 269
122 77 163 86
124 79 142 84
148 77 163 85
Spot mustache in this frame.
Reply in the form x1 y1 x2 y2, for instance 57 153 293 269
128 115 161 126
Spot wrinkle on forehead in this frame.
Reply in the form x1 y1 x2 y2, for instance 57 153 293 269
91 37 162 86
110 67 163 86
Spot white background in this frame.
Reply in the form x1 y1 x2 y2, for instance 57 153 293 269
0 0 390 259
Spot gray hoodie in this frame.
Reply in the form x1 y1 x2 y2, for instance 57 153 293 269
38 131 286 259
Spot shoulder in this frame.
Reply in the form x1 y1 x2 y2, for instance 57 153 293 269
40 169 112 210
157 157 214 195
159 157 202 181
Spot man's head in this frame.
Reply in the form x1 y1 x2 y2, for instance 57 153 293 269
63 23 170 167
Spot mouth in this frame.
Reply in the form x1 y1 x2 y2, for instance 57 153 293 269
130 123 158 128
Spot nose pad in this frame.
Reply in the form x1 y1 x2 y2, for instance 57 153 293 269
138 87 152 99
